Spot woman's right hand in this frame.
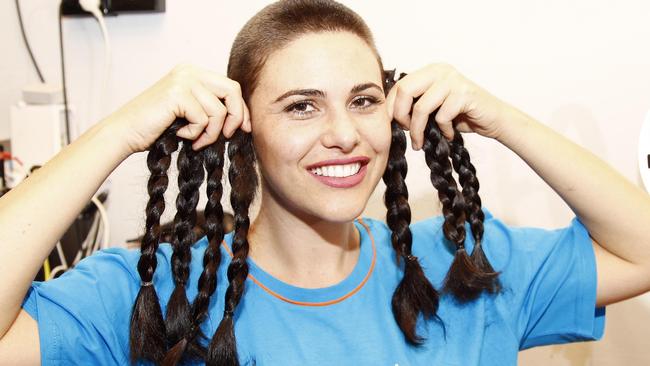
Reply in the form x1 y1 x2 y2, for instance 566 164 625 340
108 64 251 154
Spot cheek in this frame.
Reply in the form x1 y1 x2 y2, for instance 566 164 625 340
366 116 392 157
253 125 316 169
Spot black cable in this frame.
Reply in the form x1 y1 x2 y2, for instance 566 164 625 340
58 4 71 145
15 0 45 83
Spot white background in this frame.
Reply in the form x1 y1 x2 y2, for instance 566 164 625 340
2 0 650 364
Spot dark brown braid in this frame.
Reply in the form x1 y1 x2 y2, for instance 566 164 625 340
161 135 229 366
421 109 478 303
382 69 441 345
191 134 229 356
449 131 500 295
129 120 183 364
206 129 258 366
164 137 206 362
416 90 499 303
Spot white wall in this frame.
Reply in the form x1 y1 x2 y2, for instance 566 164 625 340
3 0 650 364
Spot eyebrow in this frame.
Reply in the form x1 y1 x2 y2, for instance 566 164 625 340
273 82 383 103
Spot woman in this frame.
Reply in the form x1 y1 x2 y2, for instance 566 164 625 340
1 0 650 365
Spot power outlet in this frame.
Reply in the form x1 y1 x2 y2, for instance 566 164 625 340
61 0 165 16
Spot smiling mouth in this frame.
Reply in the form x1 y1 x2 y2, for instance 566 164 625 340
309 162 362 177
307 161 368 188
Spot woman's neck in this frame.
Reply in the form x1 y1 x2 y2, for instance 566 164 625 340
247 193 361 289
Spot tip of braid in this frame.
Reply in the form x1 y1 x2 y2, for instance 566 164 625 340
392 258 440 345
469 241 501 292
207 315 239 366
382 116 442 346
442 247 500 303
161 338 188 366
165 285 194 339
129 120 187 364
203 129 255 366
129 286 167 364
446 125 501 301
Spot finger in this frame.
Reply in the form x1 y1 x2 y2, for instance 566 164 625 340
200 74 245 124
222 99 247 138
385 85 397 123
410 83 450 150
190 83 227 146
192 115 224 150
435 92 465 140
191 83 228 122
391 83 414 128
176 93 209 140
217 94 244 139
240 101 251 132
391 73 438 130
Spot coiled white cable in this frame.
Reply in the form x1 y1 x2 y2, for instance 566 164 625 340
91 194 110 249
78 0 111 118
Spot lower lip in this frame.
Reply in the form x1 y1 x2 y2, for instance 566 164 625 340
309 164 368 188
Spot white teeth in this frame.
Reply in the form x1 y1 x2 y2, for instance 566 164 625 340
310 162 361 178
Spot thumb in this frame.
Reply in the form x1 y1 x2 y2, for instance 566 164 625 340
386 86 396 123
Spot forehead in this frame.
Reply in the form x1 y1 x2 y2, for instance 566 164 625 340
255 31 382 98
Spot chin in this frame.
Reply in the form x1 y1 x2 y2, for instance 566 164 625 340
308 199 368 223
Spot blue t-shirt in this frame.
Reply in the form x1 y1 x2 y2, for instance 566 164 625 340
22 209 606 365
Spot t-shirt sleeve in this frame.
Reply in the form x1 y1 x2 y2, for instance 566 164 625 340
21 248 142 365
482 211 606 350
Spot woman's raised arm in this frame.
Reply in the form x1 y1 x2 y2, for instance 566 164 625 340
0 64 249 350
387 62 650 308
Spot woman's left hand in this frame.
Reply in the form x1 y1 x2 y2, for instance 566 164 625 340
386 63 512 150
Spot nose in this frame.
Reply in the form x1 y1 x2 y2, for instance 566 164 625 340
321 108 361 152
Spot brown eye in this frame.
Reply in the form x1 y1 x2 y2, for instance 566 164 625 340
285 101 317 119
351 96 378 109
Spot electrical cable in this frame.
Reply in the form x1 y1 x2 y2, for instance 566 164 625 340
15 0 45 83
49 241 68 279
43 258 51 280
50 194 108 278
79 0 111 115
73 214 99 265
58 3 71 145
91 194 110 249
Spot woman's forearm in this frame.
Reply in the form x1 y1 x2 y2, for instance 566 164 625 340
0 117 131 338
495 106 650 267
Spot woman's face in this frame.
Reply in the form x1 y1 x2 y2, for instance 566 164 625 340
249 31 391 223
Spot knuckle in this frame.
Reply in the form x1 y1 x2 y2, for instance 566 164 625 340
412 102 426 116
460 84 473 97
394 82 405 97
435 111 448 124
171 63 191 75
215 103 228 118
171 64 198 83
229 80 242 95
435 63 456 77
441 62 454 71
166 83 186 100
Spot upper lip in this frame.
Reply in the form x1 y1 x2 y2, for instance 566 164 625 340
306 156 370 170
